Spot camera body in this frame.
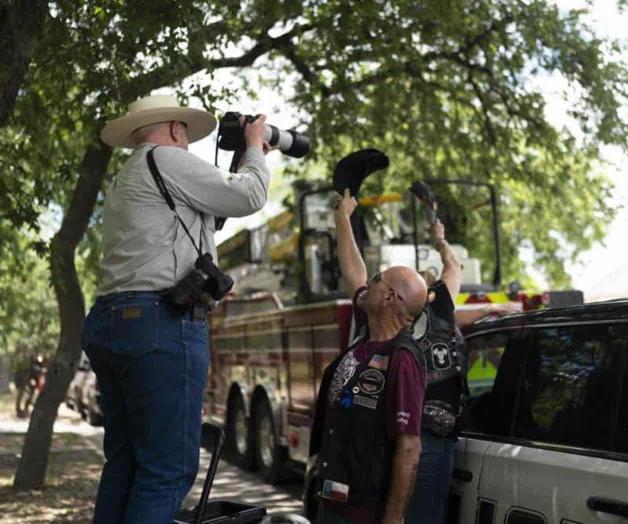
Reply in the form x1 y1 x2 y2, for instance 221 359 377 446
218 111 310 158
166 253 234 307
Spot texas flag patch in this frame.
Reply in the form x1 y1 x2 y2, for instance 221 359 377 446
321 480 350 503
368 354 390 370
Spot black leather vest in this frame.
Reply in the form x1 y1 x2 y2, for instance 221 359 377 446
316 330 422 505
413 297 465 436
415 304 463 386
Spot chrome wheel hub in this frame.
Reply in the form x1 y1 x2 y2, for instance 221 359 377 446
235 409 247 456
259 416 274 468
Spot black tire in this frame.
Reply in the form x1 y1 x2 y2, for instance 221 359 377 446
253 398 287 484
226 393 256 470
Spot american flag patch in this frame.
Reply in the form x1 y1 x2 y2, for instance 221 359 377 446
321 480 350 503
368 354 389 370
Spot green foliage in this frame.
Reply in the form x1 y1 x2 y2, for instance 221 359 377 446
0 1 626 370
273 0 626 287
0 226 59 363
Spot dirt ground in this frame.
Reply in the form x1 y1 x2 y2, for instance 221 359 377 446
0 394 103 524
0 392 304 523
0 441 102 523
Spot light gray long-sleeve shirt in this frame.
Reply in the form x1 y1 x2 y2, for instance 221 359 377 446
97 142 270 296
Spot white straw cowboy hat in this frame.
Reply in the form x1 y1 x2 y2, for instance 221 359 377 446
101 94 217 148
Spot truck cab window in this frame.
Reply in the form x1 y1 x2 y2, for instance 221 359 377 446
513 324 624 451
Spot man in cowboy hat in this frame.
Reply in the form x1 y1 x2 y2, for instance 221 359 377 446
82 94 272 523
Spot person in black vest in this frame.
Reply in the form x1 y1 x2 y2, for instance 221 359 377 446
310 190 431 524
405 220 462 524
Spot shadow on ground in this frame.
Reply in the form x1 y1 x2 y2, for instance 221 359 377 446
0 437 303 522
182 453 304 517
0 447 101 524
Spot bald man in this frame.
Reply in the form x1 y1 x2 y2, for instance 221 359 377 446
310 190 430 524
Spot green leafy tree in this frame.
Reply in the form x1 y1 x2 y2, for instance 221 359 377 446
275 0 627 286
0 228 59 363
0 1 48 126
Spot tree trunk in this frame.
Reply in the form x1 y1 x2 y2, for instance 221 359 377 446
0 1 48 127
13 139 112 490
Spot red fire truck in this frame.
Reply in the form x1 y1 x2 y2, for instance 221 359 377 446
204 181 581 483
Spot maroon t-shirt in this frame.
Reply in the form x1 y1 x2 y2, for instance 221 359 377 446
345 338 425 439
351 286 426 438
320 287 426 522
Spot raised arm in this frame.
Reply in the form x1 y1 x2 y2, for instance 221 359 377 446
455 302 521 328
432 220 462 302
334 189 368 295
156 116 271 217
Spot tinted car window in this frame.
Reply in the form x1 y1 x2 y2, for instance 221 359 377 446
466 331 507 397
463 328 527 436
513 323 624 451
611 324 628 453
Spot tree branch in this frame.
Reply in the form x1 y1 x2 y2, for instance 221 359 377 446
121 23 315 102
0 0 48 126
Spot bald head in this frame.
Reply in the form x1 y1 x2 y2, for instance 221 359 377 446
385 266 429 319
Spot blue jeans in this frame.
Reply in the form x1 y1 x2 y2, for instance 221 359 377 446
82 291 209 524
405 431 456 524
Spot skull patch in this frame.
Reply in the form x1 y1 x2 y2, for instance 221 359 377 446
431 343 452 369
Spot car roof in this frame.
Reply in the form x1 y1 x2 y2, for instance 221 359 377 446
465 298 628 335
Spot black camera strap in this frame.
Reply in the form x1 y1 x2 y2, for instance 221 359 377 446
146 146 203 258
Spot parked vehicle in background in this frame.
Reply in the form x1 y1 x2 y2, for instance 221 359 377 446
446 299 628 523
66 352 90 412
81 368 103 426
66 352 102 426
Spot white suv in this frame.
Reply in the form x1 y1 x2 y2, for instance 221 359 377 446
448 300 628 523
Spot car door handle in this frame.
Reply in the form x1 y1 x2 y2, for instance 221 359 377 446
587 497 628 517
452 468 473 483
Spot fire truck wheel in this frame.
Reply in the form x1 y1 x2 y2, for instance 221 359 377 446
226 393 256 470
254 398 287 484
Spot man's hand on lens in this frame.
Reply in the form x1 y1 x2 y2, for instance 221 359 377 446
262 141 278 155
335 188 358 217
243 114 267 149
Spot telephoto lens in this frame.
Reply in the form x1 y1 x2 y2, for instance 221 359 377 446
218 112 310 158
262 123 309 158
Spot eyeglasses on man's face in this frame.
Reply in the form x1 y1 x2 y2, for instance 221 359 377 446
371 272 404 302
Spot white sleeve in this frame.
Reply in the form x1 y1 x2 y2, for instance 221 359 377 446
154 146 271 217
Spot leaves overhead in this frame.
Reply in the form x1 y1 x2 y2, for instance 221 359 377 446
0 0 626 323
271 0 627 286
